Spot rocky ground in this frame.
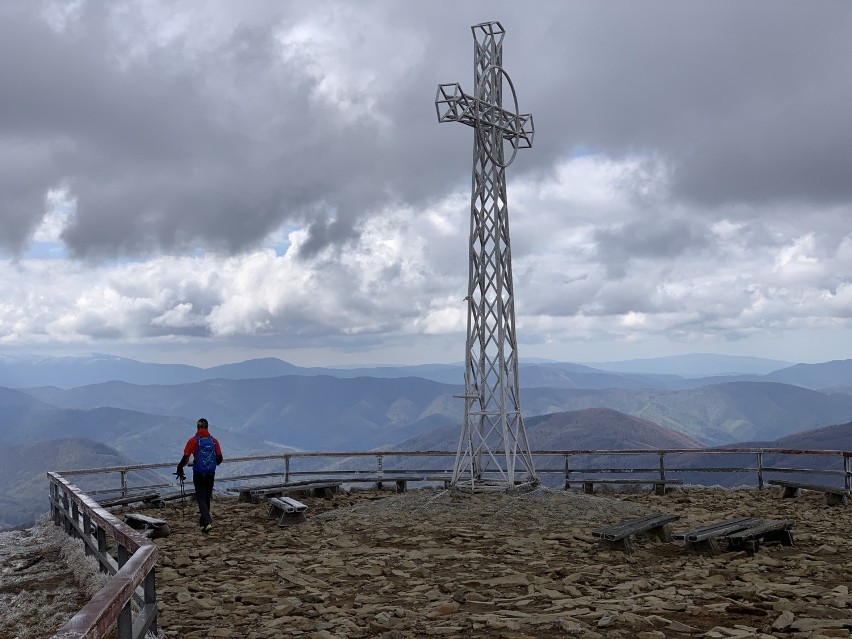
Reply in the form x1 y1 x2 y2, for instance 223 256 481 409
135 485 852 639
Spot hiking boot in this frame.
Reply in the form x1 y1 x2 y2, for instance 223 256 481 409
202 523 213 533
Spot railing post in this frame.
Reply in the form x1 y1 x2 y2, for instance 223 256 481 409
377 454 384 477
285 456 291 483
845 454 851 492
120 470 128 498
82 512 92 556
143 568 158 636
50 481 60 526
71 501 81 539
117 544 132 639
62 491 71 535
658 453 666 481
756 451 764 489
564 454 570 490
96 525 110 574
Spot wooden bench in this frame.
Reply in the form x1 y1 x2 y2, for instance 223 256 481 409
726 519 795 555
592 513 680 553
268 496 308 527
124 513 171 539
569 478 684 496
673 517 763 555
100 492 166 509
425 474 453 489
238 481 341 504
342 475 426 493
768 480 849 506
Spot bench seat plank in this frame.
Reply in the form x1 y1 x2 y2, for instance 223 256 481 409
674 517 763 555
124 513 171 539
592 512 680 553
726 519 795 555
267 496 308 527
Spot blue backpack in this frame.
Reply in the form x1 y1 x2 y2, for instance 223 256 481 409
193 436 217 475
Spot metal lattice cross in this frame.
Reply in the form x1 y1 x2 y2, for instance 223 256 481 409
435 21 537 491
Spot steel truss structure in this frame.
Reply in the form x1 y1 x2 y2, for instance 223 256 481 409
435 21 537 490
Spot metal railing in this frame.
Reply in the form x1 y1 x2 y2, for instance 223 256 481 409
48 447 852 639
58 448 852 496
48 472 158 639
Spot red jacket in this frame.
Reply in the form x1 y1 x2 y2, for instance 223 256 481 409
183 428 223 465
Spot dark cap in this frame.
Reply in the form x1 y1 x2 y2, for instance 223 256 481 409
197 418 208 429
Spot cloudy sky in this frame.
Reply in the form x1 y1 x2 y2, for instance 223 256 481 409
1 0 852 367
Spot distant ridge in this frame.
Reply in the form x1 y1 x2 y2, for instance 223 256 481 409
525 408 704 450
585 353 791 377
0 438 142 531
389 407 704 452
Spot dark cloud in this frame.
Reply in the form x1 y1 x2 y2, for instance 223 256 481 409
593 218 711 279
1 0 851 263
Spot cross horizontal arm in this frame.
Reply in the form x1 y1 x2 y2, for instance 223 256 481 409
435 83 534 149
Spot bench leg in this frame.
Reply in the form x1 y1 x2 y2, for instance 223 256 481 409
277 512 307 527
646 524 674 543
654 482 665 496
599 537 634 554
396 480 407 493
825 492 848 506
684 538 722 556
583 482 594 495
762 529 794 547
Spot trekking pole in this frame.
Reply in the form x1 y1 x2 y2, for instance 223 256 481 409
179 476 186 519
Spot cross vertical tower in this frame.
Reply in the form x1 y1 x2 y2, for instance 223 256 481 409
435 21 537 490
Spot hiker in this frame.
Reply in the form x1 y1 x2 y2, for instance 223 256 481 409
175 418 223 533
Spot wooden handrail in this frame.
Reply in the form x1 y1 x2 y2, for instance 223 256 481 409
48 472 159 639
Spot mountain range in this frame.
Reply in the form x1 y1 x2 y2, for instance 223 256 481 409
2 352 852 531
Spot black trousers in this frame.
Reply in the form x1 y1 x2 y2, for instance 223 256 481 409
193 473 215 526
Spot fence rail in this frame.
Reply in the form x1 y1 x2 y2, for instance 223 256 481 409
48 447 851 638
48 472 159 639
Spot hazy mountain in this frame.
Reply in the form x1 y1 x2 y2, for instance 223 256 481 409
584 353 791 377
0 404 266 464
0 352 782 391
524 408 704 450
520 381 852 444
20 375 852 448
21 376 466 451
773 420 852 451
0 438 151 531
0 354 206 388
390 408 703 453
764 359 852 390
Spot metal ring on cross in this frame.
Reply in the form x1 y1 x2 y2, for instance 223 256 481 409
474 65 522 169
